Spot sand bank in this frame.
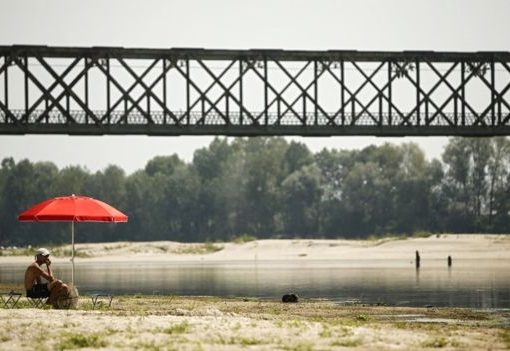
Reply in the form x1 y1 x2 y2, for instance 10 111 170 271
1 235 509 350
0 296 508 350
1 234 509 264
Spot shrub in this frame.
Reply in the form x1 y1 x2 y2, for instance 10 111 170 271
232 234 257 244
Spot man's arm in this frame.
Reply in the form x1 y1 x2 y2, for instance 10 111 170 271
33 263 54 282
44 257 54 279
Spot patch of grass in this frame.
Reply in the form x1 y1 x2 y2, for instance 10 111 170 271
176 243 223 254
282 342 314 351
393 321 410 329
355 314 370 322
274 320 284 328
237 337 262 345
0 283 24 292
0 246 36 256
267 306 283 315
62 321 78 328
331 338 363 347
203 242 224 253
134 340 166 351
364 231 433 243
286 319 307 329
366 234 406 246
232 322 242 332
56 333 106 350
104 243 128 251
164 320 190 334
319 325 332 338
231 233 257 244
411 230 434 238
450 308 491 320
422 337 448 348
155 245 170 252
500 330 510 349
217 335 263 346
50 247 91 258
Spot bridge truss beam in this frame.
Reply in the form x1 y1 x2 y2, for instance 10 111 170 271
0 45 510 136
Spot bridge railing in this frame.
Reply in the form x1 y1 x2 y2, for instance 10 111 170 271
1 109 506 127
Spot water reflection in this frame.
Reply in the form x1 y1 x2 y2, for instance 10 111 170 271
1 260 509 308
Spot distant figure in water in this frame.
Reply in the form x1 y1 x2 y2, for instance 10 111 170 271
24 248 69 307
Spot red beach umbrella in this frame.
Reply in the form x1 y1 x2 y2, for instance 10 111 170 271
18 194 128 284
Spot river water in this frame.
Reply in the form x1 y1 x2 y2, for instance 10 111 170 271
1 259 509 308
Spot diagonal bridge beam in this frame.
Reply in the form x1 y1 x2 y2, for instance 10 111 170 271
0 45 509 136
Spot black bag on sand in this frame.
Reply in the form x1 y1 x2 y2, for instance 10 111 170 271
282 293 299 303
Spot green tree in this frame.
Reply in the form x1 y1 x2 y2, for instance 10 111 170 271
282 141 313 175
51 165 91 196
124 170 154 241
393 143 443 233
192 138 234 240
486 138 510 230
281 164 323 237
232 137 289 236
0 159 62 245
442 138 491 231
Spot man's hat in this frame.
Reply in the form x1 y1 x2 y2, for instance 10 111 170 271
35 248 50 257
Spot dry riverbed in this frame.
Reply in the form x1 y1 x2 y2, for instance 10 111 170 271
1 235 509 350
0 294 509 350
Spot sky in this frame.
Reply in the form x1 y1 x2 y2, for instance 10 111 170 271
1 0 509 174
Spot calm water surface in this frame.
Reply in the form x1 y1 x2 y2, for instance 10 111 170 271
1 259 509 308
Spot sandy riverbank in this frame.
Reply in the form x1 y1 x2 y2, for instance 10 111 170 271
0 295 508 350
1 235 509 350
1 234 509 264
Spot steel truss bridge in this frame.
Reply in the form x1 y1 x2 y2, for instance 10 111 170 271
0 45 510 136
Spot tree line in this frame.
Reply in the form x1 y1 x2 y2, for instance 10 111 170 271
0 136 509 246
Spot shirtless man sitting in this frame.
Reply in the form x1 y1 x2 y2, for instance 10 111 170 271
24 248 68 304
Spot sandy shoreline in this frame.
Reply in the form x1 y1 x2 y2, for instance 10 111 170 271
1 235 509 350
0 296 508 350
1 234 509 264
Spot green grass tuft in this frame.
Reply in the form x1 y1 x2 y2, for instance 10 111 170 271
282 342 314 351
0 246 36 256
411 230 434 238
175 243 223 254
331 338 363 347
500 330 510 349
237 337 262 345
164 320 190 334
422 337 448 348
56 333 106 350
50 247 91 258
355 314 370 321
231 234 257 244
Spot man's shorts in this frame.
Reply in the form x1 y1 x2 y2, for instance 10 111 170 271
26 283 50 298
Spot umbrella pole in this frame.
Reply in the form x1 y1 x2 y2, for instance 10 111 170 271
71 221 75 285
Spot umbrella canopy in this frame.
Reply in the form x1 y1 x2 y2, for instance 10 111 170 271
18 194 128 284
18 195 128 222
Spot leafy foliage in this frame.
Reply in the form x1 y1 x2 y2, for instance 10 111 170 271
0 137 509 245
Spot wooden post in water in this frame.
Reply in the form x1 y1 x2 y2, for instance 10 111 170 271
447 255 452 267
415 250 420 269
